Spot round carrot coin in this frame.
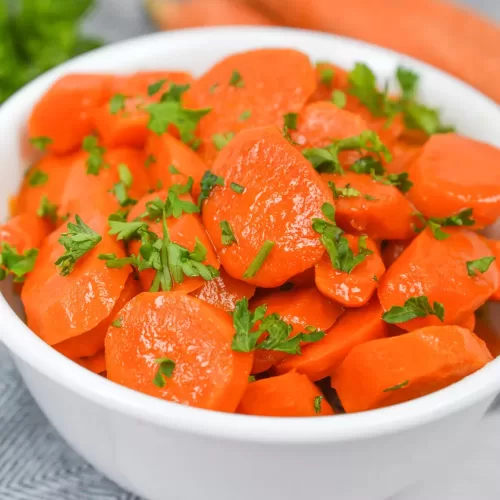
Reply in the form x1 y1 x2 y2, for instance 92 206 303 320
105 292 253 412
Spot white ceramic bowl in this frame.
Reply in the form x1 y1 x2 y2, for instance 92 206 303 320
1 27 500 500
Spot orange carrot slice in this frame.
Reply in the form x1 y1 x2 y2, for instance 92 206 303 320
110 71 193 96
21 212 131 345
315 234 385 307
202 126 333 287
75 351 107 374
276 298 387 380
250 287 344 374
54 276 141 360
105 292 252 412
191 267 256 312
322 171 416 240
378 228 499 330
331 325 493 413
185 49 316 165
28 74 114 154
482 238 500 301
237 371 333 416
408 134 500 227
309 62 349 103
0 214 51 254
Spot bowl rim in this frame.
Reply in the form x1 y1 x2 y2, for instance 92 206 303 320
1 26 500 444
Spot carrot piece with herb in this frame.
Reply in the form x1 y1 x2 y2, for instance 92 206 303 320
250 287 344 374
237 371 333 417
145 133 208 199
378 228 499 331
315 234 385 307
309 62 349 103
408 134 500 227
185 48 316 165
202 126 333 287
54 276 141 360
191 267 256 312
16 154 77 220
384 139 421 174
110 71 193 96
126 190 220 293
276 298 387 380
323 171 416 240
75 351 107 374
60 148 151 220
331 325 493 413
21 212 131 346
0 213 51 254
106 292 252 412
28 74 114 154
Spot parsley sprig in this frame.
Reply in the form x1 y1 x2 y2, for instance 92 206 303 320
55 215 102 276
109 164 137 207
382 296 445 324
467 257 496 277
0 243 38 282
82 136 108 175
414 209 475 240
231 298 325 354
312 203 373 274
152 358 176 388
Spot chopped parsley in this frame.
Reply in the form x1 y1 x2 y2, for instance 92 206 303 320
329 181 361 199
144 154 156 168
239 110 251 121
220 221 237 246
319 66 334 86
109 93 126 114
36 195 58 223
331 90 346 109
230 182 245 194
382 296 445 324
242 240 275 279
284 112 298 131
229 70 244 88
111 317 122 328
198 170 224 207
467 257 496 277
168 165 180 174
212 132 235 151
109 164 137 207
148 79 167 97
30 136 53 152
418 209 475 240
28 169 48 187
55 215 102 276
383 380 410 392
82 135 108 175
231 298 325 354
152 358 176 388
314 395 324 414
0 243 38 283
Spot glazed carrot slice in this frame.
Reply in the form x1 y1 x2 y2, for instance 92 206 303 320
378 228 499 331
250 287 344 374
237 371 333 417
381 239 411 269
110 71 193 96
21 212 131 345
408 134 500 227
275 298 387 380
145 133 208 199
331 325 493 413
315 234 385 307
91 96 156 149
291 101 368 150
309 62 349 103
75 351 107 374
191 267 256 312
202 126 333 287
28 74 114 154
185 49 316 165
286 267 316 289
459 313 476 332
0 213 51 254
322 172 416 240
127 191 219 293
384 139 421 174
54 276 141 360
146 0 275 30
105 292 252 412
482 238 500 300
60 148 151 220
16 154 77 220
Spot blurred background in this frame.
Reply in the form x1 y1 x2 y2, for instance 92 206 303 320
1 0 499 105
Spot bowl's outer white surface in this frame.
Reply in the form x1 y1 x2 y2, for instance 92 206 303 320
1 27 500 500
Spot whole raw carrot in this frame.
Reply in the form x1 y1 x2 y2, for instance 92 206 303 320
106 292 253 412
276 298 387 381
237 371 333 417
250 287 343 374
331 325 493 413
202 126 333 287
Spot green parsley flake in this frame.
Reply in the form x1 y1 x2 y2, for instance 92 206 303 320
314 395 324 414
421 209 475 240
82 135 108 175
467 256 496 277
30 136 53 152
229 70 244 88
109 164 137 207
242 241 275 279
319 66 334 86
212 132 235 151
0 243 38 283
198 171 224 207
145 154 156 168
37 195 58 223
231 298 325 354
220 220 237 246
230 182 245 194
148 79 167 97
284 112 298 131
239 110 251 121
153 358 176 388
383 380 410 392
109 93 126 114
28 169 48 187
331 90 346 109
168 164 180 174
55 215 102 276
209 83 219 94
382 296 445 324
111 317 122 328
329 181 361 199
